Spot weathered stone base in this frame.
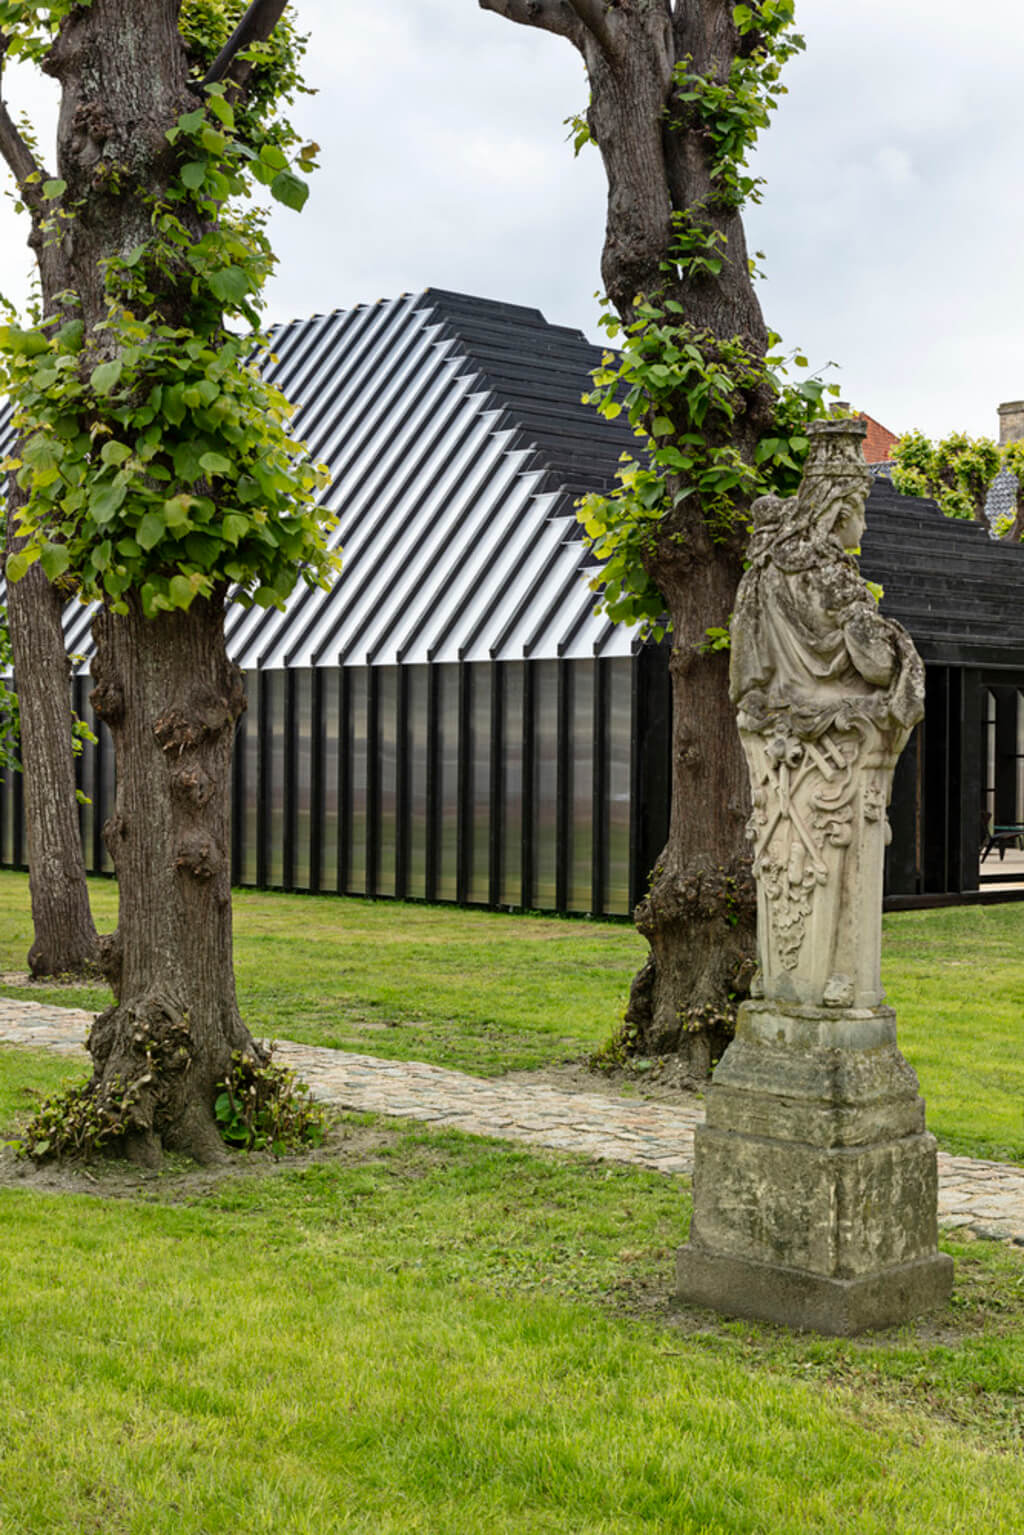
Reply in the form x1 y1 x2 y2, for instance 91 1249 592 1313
675 999 953 1335
675 1246 953 1336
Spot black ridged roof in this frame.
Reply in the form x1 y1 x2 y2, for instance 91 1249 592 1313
862 478 1024 668
4 286 1024 673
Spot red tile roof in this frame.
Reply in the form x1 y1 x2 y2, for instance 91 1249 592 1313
857 411 899 464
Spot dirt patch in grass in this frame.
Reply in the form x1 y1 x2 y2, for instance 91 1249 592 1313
0 1119 407 1203
502 1054 708 1103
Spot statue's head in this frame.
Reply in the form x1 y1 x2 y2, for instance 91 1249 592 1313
793 419 873 550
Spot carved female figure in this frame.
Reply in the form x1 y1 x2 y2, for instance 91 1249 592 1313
729 420 924 1009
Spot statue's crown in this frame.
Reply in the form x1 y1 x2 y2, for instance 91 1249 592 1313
802 418 870 479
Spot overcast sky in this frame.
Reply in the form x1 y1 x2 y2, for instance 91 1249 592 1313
0 2 1019 439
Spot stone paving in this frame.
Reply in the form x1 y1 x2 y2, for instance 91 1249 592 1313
1 995 1023 1243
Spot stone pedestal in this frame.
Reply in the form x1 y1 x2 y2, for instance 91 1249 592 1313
676 1000 953 1335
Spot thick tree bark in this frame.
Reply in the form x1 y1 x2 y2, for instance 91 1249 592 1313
4 525 100 977
1 33 99 977
89 593 258 1166
482 0 778 1069
0 0 281 1158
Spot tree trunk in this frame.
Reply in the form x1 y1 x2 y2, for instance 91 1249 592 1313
5 491 99 978
625 554 755 1071
88 592 259 1166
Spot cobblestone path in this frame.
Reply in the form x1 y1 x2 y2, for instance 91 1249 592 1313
1 996 1023 1244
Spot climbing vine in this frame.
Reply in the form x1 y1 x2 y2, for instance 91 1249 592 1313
0 1 336 619
578 1 835 639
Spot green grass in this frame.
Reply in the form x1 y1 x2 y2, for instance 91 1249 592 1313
2 874 1024 1160
0 1072 1021 1532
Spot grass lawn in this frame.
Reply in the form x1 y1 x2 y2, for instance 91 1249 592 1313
0 1045 1020 1532
0 871 1023 1162
0 886 1023 1528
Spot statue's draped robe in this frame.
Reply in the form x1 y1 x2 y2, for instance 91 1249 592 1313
730 505 924 1009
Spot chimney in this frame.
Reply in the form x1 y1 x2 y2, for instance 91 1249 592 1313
998 401 1024 446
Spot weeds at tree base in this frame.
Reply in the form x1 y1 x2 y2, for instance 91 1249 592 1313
9 1051 327 1164
214 1052 328 1156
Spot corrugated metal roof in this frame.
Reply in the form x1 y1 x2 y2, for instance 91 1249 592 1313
5 287 1024 674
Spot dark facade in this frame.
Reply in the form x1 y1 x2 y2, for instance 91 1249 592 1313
3 290 1024 911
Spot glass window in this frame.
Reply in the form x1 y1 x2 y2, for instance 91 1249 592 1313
265 670 286 887
377 666 398 897
347 669 368 894
501 663 524 908
468 665 491 904
319 669 340 893
532 661 558 910
240 671 259 887
406 666 429 901
605 658 632 916
293 669 313 891
569 661 595 912
436 664 459 902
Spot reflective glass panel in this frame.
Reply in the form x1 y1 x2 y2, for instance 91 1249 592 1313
569 661 594 912
468 666 491 904
605 658 632 915
532 661 558 910
347 669 368 894
501 664 524 907
266 670 286 887
319 669 340 893
436 664 459 902
293 669 313 890
377 667 398 897
241 671 259 887
407 666 429 901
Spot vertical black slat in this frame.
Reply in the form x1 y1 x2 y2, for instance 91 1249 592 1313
230 681 245 887
92 713 106 875
628 650 645 913
338 667 351 893
521 661 535 910
425 665 441 902
555 660 571 913
884 724 922 898
256 667 270 890
309 667 324 894
282 669 297 890
395 667 410 901
592 657 609 917
488 662 504 908
12 746 24 869
455 661 472 906
957 667 982 893
365 668 380 899
74 675 86 856
630 642 673 911
993 684 1018 828
921 666 945 893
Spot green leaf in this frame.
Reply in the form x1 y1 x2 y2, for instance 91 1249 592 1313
172 442 204 483
199 451 232 478
180 161 207 190
56 319 84 353
169 574 196 609
222 513 249 545
89 483 127 525
208 266 250 305
270 171 309 212
39 542 70 581
136 513 166 551
100 440 132 467
163 494 195 529
42 178 66 200
5 549 34 583
90 360 123 396
259 143 289 172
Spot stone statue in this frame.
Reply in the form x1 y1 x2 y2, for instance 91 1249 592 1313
729 418 924 1011
676 418 952 1335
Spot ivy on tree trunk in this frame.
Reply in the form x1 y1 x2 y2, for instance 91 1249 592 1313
0 0 332 1161
480 0 824 1072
